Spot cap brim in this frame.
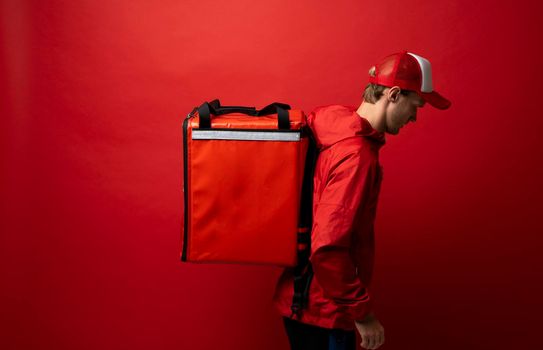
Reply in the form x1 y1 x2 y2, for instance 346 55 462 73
419 91 451 110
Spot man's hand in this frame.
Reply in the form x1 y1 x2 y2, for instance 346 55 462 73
355 313 385 349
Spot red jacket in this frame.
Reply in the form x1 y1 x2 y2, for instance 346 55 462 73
273 104 385 330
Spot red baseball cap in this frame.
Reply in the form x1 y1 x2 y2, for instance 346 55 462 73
368 51 451 110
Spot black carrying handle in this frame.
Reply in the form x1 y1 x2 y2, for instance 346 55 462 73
208 99 257 115
198 99 291 130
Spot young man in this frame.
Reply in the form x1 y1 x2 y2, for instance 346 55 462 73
273 51 451 350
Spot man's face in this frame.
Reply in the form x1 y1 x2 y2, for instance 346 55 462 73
386 91 426 135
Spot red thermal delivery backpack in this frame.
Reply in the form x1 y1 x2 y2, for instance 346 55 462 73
180 99 317 316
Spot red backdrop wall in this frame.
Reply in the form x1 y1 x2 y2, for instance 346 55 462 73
2 1 542 349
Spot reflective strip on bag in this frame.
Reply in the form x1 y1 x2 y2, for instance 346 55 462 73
192 130 301 142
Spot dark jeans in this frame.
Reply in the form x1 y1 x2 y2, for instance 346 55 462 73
283 317 356 350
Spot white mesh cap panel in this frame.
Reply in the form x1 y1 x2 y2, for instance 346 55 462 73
407 52 434 92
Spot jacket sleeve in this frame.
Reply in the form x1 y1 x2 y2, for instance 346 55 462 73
309 147 378 322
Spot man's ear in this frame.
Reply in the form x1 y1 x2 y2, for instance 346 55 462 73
388 86 401 102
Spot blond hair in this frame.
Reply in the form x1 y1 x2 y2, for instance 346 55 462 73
362 66 387 103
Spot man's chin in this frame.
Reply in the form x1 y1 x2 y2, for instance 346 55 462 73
386 127 400 135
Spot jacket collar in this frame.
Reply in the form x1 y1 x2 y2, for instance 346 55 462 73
308 104 386 150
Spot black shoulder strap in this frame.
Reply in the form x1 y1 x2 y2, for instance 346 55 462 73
290 126 319 318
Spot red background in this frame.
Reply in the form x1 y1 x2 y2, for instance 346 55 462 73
2 1 542 349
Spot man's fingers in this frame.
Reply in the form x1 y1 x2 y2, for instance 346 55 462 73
361 334 375 349
377 331 385 348
360 336 367 349
361 333 385 349
355 317 385 349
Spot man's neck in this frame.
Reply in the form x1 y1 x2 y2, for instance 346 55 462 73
356 99 386 132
